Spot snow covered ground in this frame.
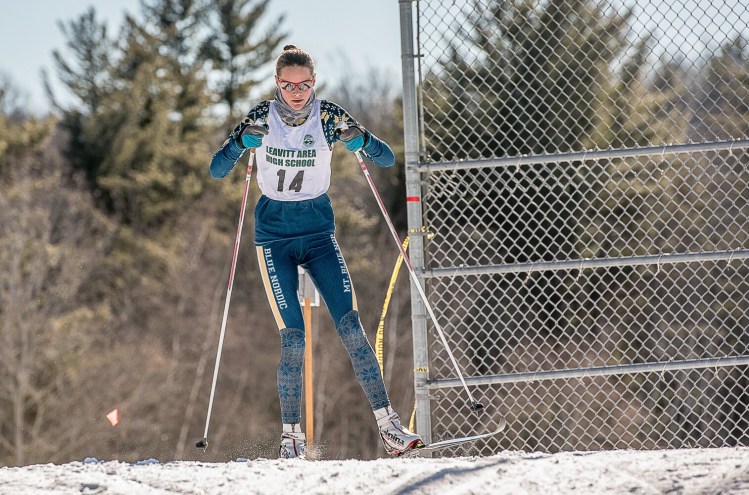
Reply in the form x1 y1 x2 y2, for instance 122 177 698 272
2 447 748 494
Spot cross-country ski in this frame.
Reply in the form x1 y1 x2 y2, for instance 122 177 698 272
403 416 507 457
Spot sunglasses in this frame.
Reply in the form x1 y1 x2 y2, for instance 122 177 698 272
277 79 314 92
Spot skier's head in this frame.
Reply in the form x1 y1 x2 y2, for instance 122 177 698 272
275 44 316 110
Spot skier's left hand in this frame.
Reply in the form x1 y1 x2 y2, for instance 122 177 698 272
339 125 366 152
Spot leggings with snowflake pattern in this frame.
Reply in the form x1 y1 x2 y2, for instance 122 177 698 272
256 232 390 424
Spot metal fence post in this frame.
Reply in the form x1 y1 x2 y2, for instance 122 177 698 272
399 0 432 443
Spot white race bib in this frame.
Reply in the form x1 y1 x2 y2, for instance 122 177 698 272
255 100 333 201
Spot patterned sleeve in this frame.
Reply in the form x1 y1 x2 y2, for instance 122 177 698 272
319 100 359 146
319 100 395 168
209 101 271 179
230 101 272 143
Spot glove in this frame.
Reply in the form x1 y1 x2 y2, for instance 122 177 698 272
339 125 366 152
238 124 269 149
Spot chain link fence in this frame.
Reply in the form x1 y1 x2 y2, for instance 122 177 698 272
398 0 749 454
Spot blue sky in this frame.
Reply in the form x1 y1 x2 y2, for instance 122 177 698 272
0 1 404 114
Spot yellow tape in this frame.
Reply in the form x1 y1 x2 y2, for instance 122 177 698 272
408 226 435 239
375 237 410 376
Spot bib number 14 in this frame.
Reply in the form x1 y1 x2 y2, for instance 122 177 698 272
276 170 304 193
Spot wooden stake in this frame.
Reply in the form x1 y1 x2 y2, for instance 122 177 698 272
303 297 313 453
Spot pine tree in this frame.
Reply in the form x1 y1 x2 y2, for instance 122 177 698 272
44 7 115 190
424 0 636 160
50 0 216 229
200 0 286 118
45 7 114 114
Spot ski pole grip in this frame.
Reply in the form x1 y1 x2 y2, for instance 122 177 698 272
334 121 349 136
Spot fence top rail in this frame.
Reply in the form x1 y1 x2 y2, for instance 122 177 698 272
426 355 749 390
421 249 749 278
416 139 749 172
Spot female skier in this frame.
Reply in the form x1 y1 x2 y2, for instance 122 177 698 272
209 45 423 459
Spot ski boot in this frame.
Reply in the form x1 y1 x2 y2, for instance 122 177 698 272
279 424 306 459
374 406 424 455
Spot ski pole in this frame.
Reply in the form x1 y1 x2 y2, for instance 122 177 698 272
196 127 266 449
351 148 484 412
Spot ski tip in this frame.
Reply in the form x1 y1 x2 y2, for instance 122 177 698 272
496 415 507 432
195 438 208 449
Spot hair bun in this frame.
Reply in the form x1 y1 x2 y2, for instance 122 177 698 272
276 45 315 76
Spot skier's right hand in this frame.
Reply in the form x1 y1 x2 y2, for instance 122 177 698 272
238 124 269 149
338 125 366 153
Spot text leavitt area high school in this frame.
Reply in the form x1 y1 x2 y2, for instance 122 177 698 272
265 146 317 167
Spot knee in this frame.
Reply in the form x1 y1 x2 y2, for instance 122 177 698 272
280 327 305 350
336 310 367 349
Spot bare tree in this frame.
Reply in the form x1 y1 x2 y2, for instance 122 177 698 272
0 128 115 466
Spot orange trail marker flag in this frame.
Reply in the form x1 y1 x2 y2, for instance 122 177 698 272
106 409 120 426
